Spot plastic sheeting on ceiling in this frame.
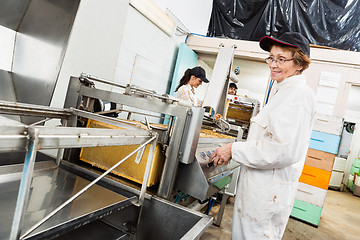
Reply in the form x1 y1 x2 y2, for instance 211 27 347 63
207 0 360 52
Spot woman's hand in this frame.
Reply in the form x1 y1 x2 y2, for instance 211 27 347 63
210 143 233 167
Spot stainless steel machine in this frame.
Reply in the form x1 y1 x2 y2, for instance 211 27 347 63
176 138 240 201
0 72 241 239
0 100 213 240
63 74 241 202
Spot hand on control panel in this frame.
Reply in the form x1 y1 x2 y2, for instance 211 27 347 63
209 143 233 167
199 150 216 167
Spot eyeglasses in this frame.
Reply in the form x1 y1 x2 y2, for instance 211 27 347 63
265 56 293 65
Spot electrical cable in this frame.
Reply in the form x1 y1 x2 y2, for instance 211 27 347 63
205 197 216 215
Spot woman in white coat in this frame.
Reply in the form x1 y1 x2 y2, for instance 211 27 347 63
210 32 316 240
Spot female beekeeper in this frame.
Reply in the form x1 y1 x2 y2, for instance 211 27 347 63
210 32 316 240
175 66 209 107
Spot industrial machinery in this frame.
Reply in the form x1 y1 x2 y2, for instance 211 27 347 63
63 74 241 201
0 99 212 240
224 95 260 139
0 70 242 239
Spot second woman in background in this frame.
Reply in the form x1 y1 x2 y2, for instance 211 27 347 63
175 66 209 107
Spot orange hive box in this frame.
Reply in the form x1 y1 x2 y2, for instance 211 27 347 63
299 165 332 190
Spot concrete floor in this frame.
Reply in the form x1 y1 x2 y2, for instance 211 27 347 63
200 189 360 240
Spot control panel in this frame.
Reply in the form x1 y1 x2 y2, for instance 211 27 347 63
195 146 240 183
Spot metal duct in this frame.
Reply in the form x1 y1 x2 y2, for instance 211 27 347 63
0 70 20 121
202 47 235 115
0 0 80 124
0 0 31 31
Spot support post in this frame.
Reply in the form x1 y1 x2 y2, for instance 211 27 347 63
10 129 40 240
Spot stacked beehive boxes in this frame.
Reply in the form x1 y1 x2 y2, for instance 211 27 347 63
290 114 343 226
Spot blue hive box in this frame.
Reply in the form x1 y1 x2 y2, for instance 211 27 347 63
309 130 341 155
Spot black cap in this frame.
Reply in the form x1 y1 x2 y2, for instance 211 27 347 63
190 66 209 83
259 32 310 57
229 83 237 89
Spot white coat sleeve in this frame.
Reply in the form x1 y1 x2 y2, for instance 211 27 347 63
231 104 310 170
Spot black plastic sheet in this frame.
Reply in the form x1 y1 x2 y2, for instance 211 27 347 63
207 0 360 52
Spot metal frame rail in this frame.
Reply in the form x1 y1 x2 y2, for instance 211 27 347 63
0 101 157 240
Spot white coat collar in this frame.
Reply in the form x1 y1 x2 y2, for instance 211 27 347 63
275 74 305 92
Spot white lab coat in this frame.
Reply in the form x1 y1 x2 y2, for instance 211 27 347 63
231 75 316 240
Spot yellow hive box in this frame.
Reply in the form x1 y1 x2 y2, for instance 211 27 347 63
79 120 165 187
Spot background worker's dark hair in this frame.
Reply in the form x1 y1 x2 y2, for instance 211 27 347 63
229 82 238 89
175 68 192 92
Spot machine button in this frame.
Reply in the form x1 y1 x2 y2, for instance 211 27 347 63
200 152 206 159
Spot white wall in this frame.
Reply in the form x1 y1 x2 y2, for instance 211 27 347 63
50 0 130 108
112 5 181 123
153 0 213 35
114 6 178 95
231 59 269 104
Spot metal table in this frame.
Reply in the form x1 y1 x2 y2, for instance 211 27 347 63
0 162 136 239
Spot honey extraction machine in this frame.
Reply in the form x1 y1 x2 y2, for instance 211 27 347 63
0 1 260 233
0 67 243 239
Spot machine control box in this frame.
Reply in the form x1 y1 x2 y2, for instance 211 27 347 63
196 147 241 183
